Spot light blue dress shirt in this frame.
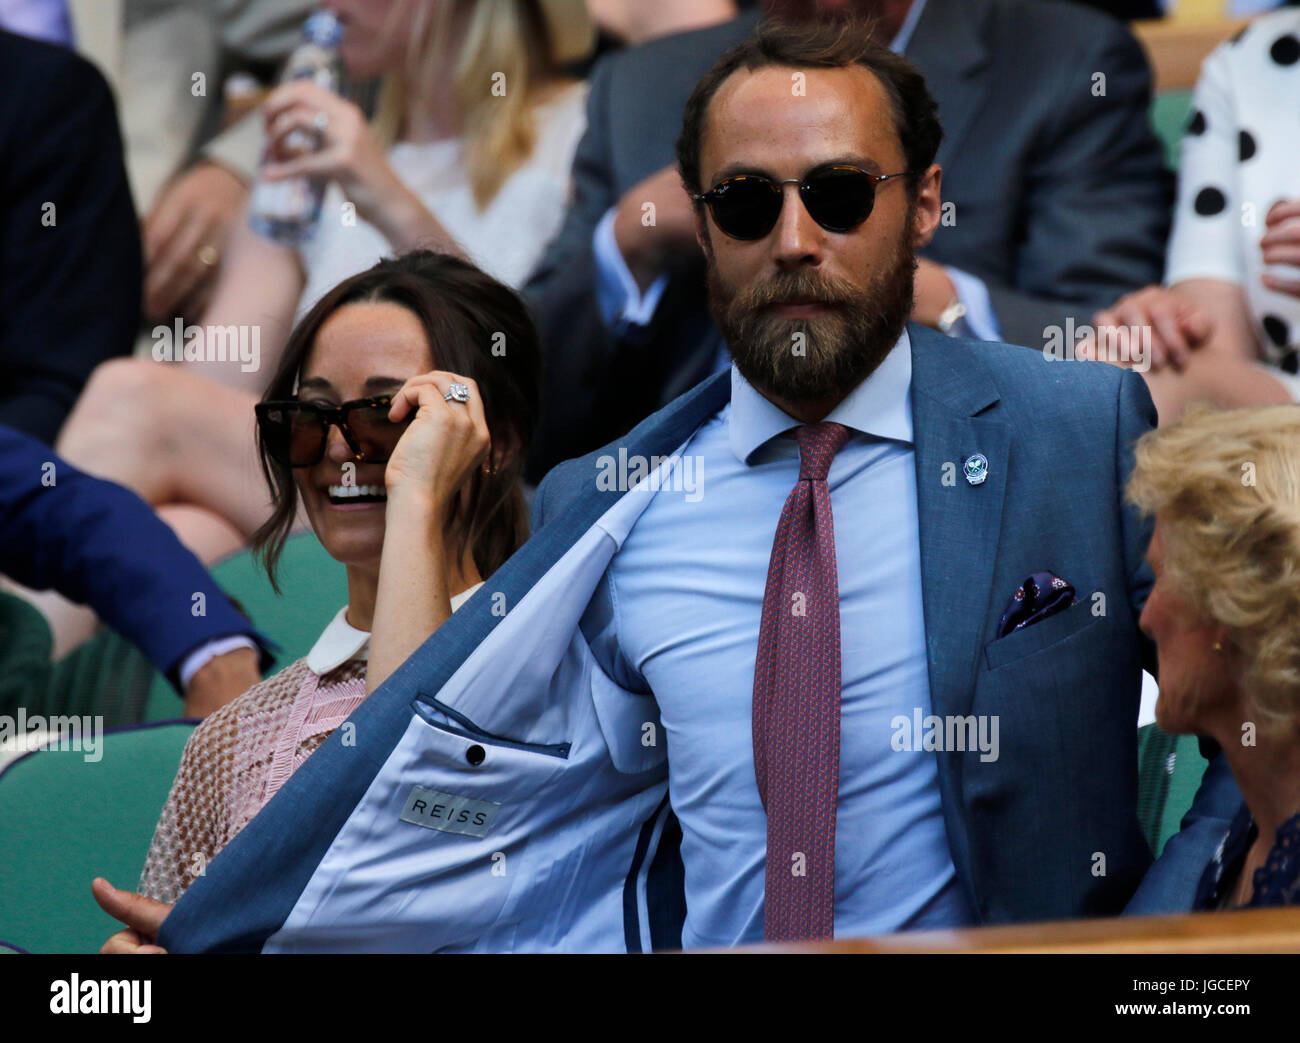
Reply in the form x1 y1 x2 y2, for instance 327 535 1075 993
592 0 1002 344
585 330 973 947
0 0 72 45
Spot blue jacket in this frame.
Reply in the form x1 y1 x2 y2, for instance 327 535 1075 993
0 424 271 690
158 325 1239 952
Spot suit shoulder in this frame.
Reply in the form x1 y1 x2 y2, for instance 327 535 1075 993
977 0 1145 86
535 369 730 519
0 30 113 100
970 336 1130 415
534 451 600 521
597 11 760 87
0 31 116 149
987 0 1132 45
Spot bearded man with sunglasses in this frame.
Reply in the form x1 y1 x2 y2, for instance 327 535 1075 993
523 0 1174 481
142 20 1237 954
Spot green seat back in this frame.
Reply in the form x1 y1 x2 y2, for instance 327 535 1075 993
1136 722 1209 858
0 722 195 953
141 532 348 721
0 592 53 719
1150 88 1194 172
43 628 158 729
4 534 345 727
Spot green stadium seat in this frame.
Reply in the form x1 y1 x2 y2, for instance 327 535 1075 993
0 722 195 954
141 531 348 721
1150 88 1194 172
1136 722 1209 858
1 533 346 727
0 591 53 720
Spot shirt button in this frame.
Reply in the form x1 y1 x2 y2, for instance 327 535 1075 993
466 744 486 766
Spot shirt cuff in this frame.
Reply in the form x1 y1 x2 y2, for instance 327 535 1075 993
594 206 669 333
944 265 1001 342
177 635 260 692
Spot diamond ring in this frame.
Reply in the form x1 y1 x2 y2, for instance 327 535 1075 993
313 110 329 134
444 383 470 403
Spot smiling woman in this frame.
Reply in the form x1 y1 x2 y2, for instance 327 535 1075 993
113 251 540 921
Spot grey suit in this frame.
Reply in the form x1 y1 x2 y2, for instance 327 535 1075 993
523 0 1174 480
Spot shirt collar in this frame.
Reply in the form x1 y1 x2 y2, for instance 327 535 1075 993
728 327 914 465
306 581 485 675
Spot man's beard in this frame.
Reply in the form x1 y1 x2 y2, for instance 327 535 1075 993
707 229 917 405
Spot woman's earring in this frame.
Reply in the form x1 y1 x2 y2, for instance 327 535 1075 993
1213 641 1224 653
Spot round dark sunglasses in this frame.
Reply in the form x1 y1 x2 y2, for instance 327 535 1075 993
255 395 411 467
693 163 911 241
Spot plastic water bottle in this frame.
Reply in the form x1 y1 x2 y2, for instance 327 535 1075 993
248 9 345 245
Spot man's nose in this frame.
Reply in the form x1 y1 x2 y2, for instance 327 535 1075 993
771 182 822 268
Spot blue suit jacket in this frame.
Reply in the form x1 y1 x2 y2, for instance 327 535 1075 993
0 424 271 690
158 326 1237 952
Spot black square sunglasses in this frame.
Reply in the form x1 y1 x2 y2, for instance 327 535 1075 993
693 163 911 241
255 395 411 467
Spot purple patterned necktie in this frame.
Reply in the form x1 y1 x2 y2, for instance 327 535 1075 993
753 421 851 942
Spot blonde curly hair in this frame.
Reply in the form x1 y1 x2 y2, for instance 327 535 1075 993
1127 404 1300 724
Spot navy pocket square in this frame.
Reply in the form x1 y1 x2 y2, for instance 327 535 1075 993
997 572 1077 639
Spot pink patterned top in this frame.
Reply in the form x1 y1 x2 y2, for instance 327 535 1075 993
139 589 480 904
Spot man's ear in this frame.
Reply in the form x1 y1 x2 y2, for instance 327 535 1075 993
911 163 943 250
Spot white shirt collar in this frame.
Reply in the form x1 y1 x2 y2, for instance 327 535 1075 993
306 581 485 675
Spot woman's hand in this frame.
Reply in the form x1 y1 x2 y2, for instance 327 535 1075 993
259 81 443 252
366 373 490 694
383 371 491 516
1261 199 1300 299
1093 285 1215 372
143 161 249 323
92 878 171 954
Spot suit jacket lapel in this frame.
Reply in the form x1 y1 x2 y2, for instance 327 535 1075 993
910 324 1009 721
905 0 993 168
908 324 1008 913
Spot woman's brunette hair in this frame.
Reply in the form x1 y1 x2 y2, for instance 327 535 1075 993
252 250 539 590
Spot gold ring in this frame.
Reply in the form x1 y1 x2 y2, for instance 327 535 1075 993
197 244 220 268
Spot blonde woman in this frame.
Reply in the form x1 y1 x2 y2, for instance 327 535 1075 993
42 0 591 665
1129 404 1300 910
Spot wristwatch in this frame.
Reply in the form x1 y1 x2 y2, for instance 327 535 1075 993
937 297 968 337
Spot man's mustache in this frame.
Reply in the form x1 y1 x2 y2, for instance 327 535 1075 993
734 272 864 312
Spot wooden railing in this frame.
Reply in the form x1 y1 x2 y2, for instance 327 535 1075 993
732 907 1300 953
1131 16 1252 92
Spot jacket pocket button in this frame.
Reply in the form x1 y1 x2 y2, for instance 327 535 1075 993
466 744 486 766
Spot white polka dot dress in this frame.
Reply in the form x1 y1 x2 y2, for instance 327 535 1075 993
1165 9 1300 375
